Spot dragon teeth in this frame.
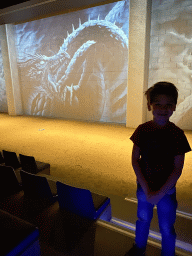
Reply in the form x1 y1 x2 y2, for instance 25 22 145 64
72 24 75 32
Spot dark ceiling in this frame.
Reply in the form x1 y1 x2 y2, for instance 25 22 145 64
0 1 30 10
0 0 115 25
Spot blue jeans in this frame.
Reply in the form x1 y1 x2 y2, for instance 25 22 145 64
135 184 178 256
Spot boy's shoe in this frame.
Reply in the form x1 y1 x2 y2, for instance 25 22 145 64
124 243 146 256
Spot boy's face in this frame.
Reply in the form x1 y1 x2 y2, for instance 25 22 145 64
148 94 176 125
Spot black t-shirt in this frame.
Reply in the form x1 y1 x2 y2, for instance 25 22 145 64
130 121 191 191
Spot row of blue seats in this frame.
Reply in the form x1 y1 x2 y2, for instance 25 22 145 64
0 150 49 255
0 150 50 174
0 151 111 255
0 164 111 221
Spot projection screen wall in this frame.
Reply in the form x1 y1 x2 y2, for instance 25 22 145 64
14 0 129 123
0 41 8 113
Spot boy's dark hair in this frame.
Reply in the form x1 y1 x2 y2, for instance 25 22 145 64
144 81 178 105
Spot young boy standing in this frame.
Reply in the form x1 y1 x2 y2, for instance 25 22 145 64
126 82 191 256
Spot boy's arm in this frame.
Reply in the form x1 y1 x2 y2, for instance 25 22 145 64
132 144 150 196
158 154 185 196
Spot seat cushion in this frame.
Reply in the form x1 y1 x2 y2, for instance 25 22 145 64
91 192 109 211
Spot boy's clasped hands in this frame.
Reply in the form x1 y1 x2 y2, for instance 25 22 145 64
146 189 165 205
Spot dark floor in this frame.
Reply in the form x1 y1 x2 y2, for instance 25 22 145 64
38 215 189 256
38 206 163 256
39 223 163 256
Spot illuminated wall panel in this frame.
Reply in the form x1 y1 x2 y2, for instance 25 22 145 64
148 0 192 130
15 0 129 123
0 41 8 113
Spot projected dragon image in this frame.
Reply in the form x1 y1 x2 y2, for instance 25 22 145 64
16 0 129 123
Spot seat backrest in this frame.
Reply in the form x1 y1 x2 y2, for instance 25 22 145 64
2 150 21 169
0 165 21 197
20 170 53 199
19 154 38 174
56 181 96 219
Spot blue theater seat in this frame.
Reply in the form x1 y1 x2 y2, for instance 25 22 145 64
20 170 57 203
0 165 22 198
56 181 111 221
0 209 40 256
2 150 21 170
19 154 50 175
